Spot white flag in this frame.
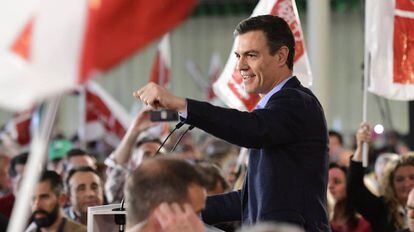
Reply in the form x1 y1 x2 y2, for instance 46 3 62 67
213 0 312 111
366 0 414 100
0 0 195 111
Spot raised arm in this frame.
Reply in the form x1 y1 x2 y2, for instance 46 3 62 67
347 122 383 223
112 107 156 165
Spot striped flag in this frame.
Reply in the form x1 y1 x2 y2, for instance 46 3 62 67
212 0 312 111
5 109 34 146
149 34 171 88
84 81 131 147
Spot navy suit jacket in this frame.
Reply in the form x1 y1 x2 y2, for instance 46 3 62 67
184 77 330 232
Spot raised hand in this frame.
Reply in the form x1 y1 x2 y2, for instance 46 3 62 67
133 82 186 112
352 122 372 162
153 203 205 232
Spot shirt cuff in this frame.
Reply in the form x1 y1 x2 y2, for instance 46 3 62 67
178 101 188 119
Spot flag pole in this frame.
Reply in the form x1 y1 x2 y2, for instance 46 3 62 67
7 95 62 232
362 0 370 168
78 86 87 149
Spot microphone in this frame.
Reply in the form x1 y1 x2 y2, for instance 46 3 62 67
170 125 195 152
155 122 184 155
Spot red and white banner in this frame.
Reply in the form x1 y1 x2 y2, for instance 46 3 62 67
207 52 222 100
84 81 131 146
5 109 34 146
149 34 172 88
0 0 195 111
213 0 312 111
366 0 414 100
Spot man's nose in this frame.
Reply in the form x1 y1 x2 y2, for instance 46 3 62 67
85 188 96 197
236 56 248 71
404 179 414 189
410 209 414 218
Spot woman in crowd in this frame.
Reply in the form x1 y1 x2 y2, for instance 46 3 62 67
348 123 414 232
328 163 371 232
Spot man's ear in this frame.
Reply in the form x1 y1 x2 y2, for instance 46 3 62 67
276 46 289 67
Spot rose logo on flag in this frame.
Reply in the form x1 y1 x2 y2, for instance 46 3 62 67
271 0 304 62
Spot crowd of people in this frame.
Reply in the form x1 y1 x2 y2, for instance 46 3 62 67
0 15 412 232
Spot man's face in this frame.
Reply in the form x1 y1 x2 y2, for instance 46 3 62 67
132 142 160 165
31 181 61 228
328 168 347 201
329 135 342 155
186 184 207 214
69 171 103 215
235 30 283 95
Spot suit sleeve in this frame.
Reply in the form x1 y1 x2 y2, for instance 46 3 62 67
201 190 242 224
185 90 312 149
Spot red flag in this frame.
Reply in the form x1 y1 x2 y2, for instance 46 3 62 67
149 34 171 88
393 0 414 84
213 0 312 111
84 81 131 146
6 109 34 146
366 0 414 100
79 1 194 83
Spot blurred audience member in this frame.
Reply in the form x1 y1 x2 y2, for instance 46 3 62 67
105 108 160 203
329 130 353 167
64 166 104 225
0 152 28 218
64 148 97 172
364 153 399 196
0 153 11 197
328 163 371 232
197 161 230 195
202 138 239 176
348 123 414 232
48 139 73 176
25 170 86 232
376 131 409 156
396 188 414 232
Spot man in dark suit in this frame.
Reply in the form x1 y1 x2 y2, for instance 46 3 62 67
134 15 330 232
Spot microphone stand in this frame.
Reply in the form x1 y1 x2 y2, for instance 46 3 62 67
113 198 126 232
155 122 184 155
170 125 195 152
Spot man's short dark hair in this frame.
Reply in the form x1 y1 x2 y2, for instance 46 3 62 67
329 130 343 146
65 166 101 191
125 158 207 225
39 170 64 196
8 152 28 178
66 148 90 158
234 15 295 70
